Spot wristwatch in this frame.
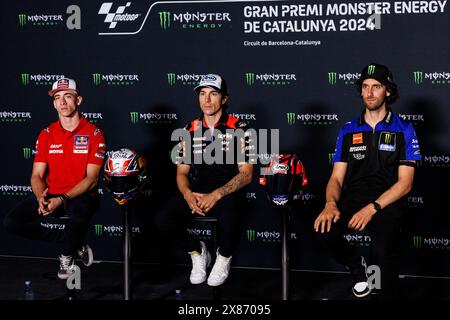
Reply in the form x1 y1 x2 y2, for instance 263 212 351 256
372 201 382 212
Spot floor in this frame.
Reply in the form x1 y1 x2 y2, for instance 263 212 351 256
1 255 449 301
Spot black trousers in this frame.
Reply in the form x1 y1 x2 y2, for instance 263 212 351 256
315 193 406 299
154 192 246 258
3 193 99 257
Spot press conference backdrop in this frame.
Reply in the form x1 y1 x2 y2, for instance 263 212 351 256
1 0 449 277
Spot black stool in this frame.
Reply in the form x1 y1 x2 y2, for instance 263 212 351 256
192 216 221 300
121 203 132 300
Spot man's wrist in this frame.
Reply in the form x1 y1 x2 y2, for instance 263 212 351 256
325 200 337 207
182 189 192 199
371 201 382 213
58 193 70 204
36 191 46 200
213 189 222 201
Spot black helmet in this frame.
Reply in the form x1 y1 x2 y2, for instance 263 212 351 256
103 148 147 205
259 154 307 207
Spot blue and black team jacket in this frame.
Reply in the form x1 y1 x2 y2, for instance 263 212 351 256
332 107 421 197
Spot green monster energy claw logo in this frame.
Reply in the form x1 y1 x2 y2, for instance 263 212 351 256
413 71 423 84
413 236 422 248
92 73 101 86
159 11 171 29
21 73 29 86
167 73 176 85
18 14 27 27
367 65 376 75
384 133 392 144
328 72 337 85
23 148 31 160
328 153 335 165
245 73 255 85
130 112 139 124
247 229 256 242
94 224 103 236
287 113 296 125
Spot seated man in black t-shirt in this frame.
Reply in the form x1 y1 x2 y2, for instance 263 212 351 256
156 74 255 286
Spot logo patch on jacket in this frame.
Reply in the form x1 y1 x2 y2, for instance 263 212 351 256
74 135 89 153
378 132 396 151
352 133 363 144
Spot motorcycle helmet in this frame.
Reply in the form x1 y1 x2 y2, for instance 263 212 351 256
103 148 147 205
259 154 307 207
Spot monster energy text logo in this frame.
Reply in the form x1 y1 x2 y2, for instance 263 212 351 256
94 224 103 236
159 11 171 29
245 73 255 85
92 73 102 85
413 236 422 248
18 14 27 27
287 113 296 125
21 73 29 85
367 65 376 75
130 112 139 124
167 73 176 85
413 71 423 84
23 148 32 160
247 229 256 242
328 72 337 85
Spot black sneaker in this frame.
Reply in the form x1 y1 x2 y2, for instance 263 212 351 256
348 256 372 298
77 244 93 267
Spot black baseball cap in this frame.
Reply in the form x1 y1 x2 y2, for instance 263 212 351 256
356 63 398 103
356 63 396 87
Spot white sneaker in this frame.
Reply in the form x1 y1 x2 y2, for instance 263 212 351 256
77 244 93 267
57 254 76 280
207 251 232 287
189 241 211 284
349 256 372 298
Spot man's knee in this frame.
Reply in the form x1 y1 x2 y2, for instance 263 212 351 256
371 243 399 264
314 230 337 249
3 212 18 234
153 208 182 237
153 211 169 234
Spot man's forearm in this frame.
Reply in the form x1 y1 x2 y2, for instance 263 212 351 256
373 166 414 210
325 178 343 205
216 169 252 199
31 176 46 199
176 173 192 197
374 180 412 209
65 176 98 199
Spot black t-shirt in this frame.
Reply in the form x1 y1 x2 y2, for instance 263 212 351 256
175 112 256 193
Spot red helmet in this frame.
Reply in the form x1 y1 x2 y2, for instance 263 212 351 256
103 148 147 205
259 154 307 206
